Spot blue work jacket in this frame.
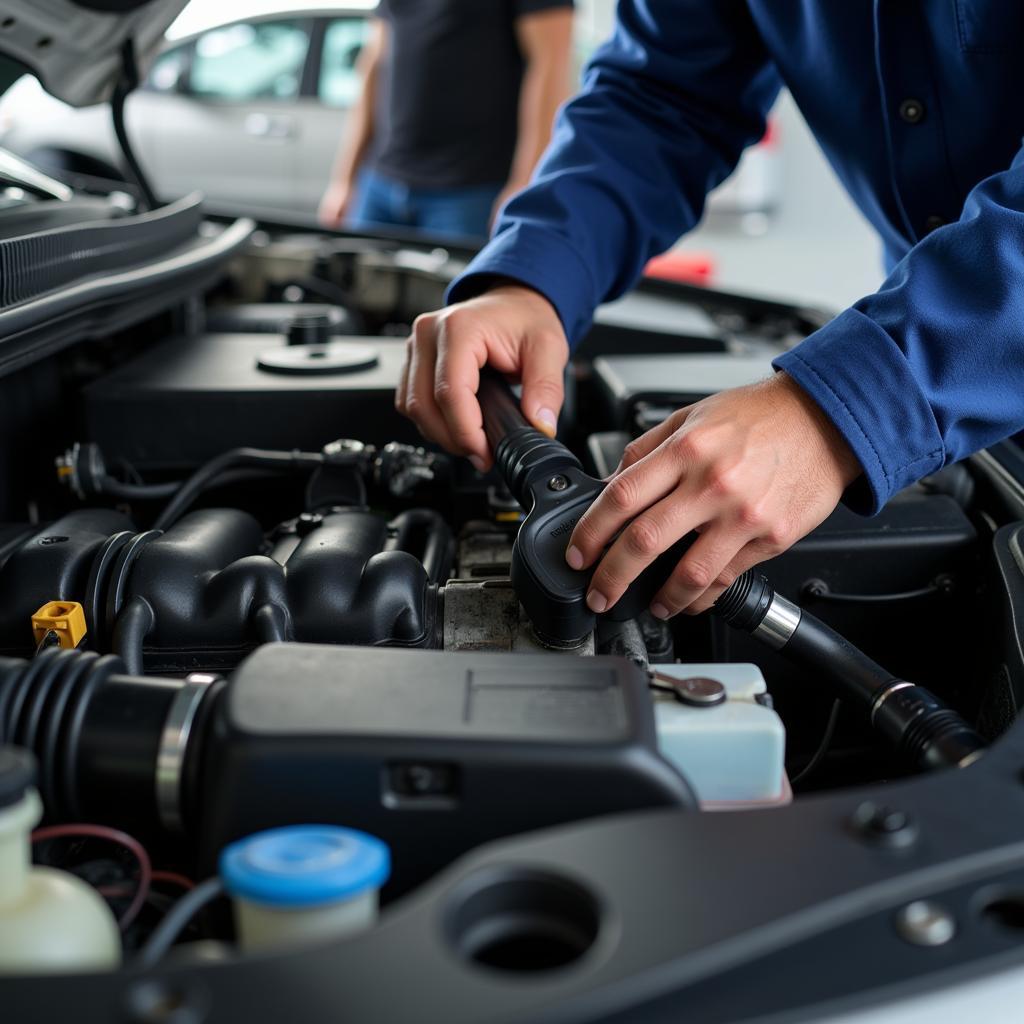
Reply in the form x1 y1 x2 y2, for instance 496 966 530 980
450 0 1024 513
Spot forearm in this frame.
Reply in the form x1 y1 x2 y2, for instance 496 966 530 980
451 0 780 344
329 103 374 187
327 23 385 187
506 47 572 190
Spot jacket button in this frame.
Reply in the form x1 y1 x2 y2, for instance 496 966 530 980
899 98 926 123
924 215 946 233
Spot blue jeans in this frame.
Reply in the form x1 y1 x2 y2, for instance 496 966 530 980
348 169 501 242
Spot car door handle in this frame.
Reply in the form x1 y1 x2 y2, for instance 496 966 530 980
244 112 296 139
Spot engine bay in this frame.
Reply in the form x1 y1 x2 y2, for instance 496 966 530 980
4 222 1024 1019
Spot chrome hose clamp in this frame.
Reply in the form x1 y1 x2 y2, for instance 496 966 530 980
155 672 218 833
753 593 802 650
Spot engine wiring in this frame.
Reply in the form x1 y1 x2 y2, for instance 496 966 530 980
151 870 197 891
789 699 843 789
135 877 225 969
31 823 153 930
801 576 953 604
30 820 209 957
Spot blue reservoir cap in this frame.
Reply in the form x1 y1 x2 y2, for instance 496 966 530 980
220 825 390 908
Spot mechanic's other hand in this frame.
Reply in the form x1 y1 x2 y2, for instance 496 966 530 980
396 284 569 470
318 180 353 228
566 373 861 618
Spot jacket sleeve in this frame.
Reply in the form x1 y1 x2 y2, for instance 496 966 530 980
447 0 781 343
774 146 1024 514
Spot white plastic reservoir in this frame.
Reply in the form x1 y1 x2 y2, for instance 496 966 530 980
0 746 121 973
652 663 788 808
220 824 390 952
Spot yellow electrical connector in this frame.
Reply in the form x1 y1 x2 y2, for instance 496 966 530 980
31 601 87 650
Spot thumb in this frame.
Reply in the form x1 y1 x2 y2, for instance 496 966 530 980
519 336 567 438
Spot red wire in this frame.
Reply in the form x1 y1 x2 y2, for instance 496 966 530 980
98 871 194 900
151 870 195 891
31 823 153 930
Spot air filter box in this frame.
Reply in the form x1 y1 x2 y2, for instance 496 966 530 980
198 644 694 896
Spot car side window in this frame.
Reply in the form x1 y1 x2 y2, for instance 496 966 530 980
189 19 311 102
144 45 189 93
318 18 371 107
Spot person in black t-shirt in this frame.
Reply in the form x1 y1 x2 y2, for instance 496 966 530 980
317 0 574 241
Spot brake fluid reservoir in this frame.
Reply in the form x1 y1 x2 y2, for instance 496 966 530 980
0 746 121 973
220 825 390 952
652 664 788 808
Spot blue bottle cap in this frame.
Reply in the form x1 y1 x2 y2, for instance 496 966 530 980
220 825 390 908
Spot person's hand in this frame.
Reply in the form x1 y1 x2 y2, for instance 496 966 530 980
318 179 353 228
396 284 569 470
565 372 862 618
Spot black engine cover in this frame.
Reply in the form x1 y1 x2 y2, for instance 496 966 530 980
0 507 443 671
198 643 695 895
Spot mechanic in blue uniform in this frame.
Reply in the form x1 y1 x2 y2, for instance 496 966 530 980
397 1 1024 620
318 0 574 240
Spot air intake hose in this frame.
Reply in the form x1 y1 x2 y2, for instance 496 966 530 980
0 648 221 833
713 570 985 771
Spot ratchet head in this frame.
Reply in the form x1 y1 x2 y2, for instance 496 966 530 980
478 370 690 647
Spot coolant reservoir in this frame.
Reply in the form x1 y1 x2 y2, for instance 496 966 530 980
221 825 390 952
0 746 121 973
652 663 789 808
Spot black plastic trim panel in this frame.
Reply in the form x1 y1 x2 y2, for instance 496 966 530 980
8 701 1024 1023
0 216 254 379
0 194 203 309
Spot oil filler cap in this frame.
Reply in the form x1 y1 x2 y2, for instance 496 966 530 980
256 342 379 376
220 825 390 907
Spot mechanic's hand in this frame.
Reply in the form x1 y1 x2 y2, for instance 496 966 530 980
565 372 862 618
396 284 569 470
318 180 353 228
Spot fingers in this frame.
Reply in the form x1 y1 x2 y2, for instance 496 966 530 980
569 374 851 622
648 525 747 619
652 529 786 617
583 492 708 613
401 322 451 448
518 334 567 437
683 537 782 615
566 433 690 571
396 286 569 465
615 408 688 475
434 320 489 468
395 341 410 416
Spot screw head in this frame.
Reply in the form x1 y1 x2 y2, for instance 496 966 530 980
895 900 956 946
547 475 569 492
850 801 918 849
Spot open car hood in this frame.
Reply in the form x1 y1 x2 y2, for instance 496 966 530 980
0 0 189 106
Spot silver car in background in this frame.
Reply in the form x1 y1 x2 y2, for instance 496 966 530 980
0 0 779 232
0 2 374 223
